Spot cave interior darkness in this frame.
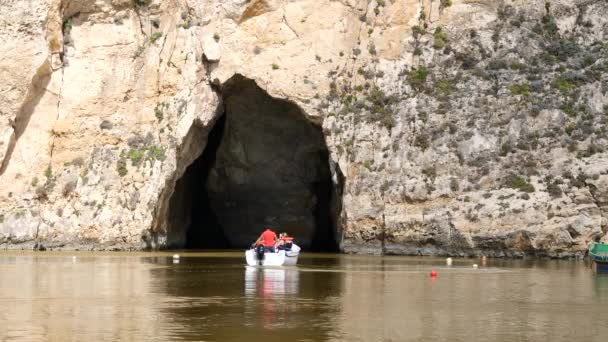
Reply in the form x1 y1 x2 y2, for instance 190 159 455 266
166 77 340 252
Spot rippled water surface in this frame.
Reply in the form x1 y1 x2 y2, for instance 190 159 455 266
1 251 607 341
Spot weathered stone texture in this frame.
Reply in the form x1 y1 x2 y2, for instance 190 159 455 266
0 0 607 257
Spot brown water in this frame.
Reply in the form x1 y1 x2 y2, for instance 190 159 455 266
0 252 607 341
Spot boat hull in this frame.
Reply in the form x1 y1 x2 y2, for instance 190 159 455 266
595 262 608 272
245 244 300 266
589 243 608 272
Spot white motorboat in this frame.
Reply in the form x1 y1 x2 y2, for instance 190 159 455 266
245 244 301 266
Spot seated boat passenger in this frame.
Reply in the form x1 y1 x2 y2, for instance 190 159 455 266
254 228 277 252
275 233 294 250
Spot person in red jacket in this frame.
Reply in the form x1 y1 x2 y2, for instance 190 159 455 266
255 228 277 252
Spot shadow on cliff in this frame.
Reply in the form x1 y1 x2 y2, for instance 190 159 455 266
0 60 53 175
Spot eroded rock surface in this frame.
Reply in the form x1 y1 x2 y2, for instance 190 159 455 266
1 0 607 257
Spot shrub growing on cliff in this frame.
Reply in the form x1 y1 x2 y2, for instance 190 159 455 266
422 166 437 181
154 102 168 122
435 79 454 96
450 177 459 192
133 0 150 6
499 142 513 156
128 149 145 166
547 181 563 198
433 27 448 49
414 134 430 151
147 146 166 161
35 186 49 201
44 165 52 179
561 102 576 117
552 77 576 94
150 32 162 43
456 53 478 69
368 43 377 55
411 25 425 39
509 83 530 96
117 159 128 177
133 46 145 59
100 120 113 130
507 174 535 193
407 67 429 91
63 18 73 33
62 181 77 197
440 0 452 10
565 122 576 136
364 87 397 129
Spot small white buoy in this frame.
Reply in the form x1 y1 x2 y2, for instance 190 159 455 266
173 254 180 260
72 256 76 263
473 264 479 269
446 257 453 266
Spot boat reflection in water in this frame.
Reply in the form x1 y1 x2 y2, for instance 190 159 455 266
244 266 300 330
594 273 608 298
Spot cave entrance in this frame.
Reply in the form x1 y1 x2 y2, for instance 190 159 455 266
165 76 340 251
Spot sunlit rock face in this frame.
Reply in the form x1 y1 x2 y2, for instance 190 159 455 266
1 0 608 256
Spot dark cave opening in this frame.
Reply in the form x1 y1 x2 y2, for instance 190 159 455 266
181 114 229 249
166 76 340 251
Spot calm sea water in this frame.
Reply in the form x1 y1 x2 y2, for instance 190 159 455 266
0 251 607 341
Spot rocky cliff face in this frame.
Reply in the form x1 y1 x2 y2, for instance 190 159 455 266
1 0 607 257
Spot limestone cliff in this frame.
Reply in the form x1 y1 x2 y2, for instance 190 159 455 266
1 0 607 257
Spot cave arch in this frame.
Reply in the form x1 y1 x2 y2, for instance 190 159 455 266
163 75 341 251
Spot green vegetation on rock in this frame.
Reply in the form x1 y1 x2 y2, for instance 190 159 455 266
435 79 454 96
44 165 52 179
407 67 429 91
150 32 162 43
509 83 530 96
440 0 452 9
117 159 128 177
133 0 150 6
507 175 535 193
433 27 448 49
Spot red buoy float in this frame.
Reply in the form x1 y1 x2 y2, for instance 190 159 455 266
430 270 438 277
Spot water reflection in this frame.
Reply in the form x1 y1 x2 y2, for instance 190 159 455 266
594 274 608 298
244 266 299 297
1 253 608 342
150 255 341 341
244 267 300 330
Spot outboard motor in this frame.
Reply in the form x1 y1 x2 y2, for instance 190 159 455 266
256 245 265 265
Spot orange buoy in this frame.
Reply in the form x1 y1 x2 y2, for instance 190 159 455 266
430 270 438 277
